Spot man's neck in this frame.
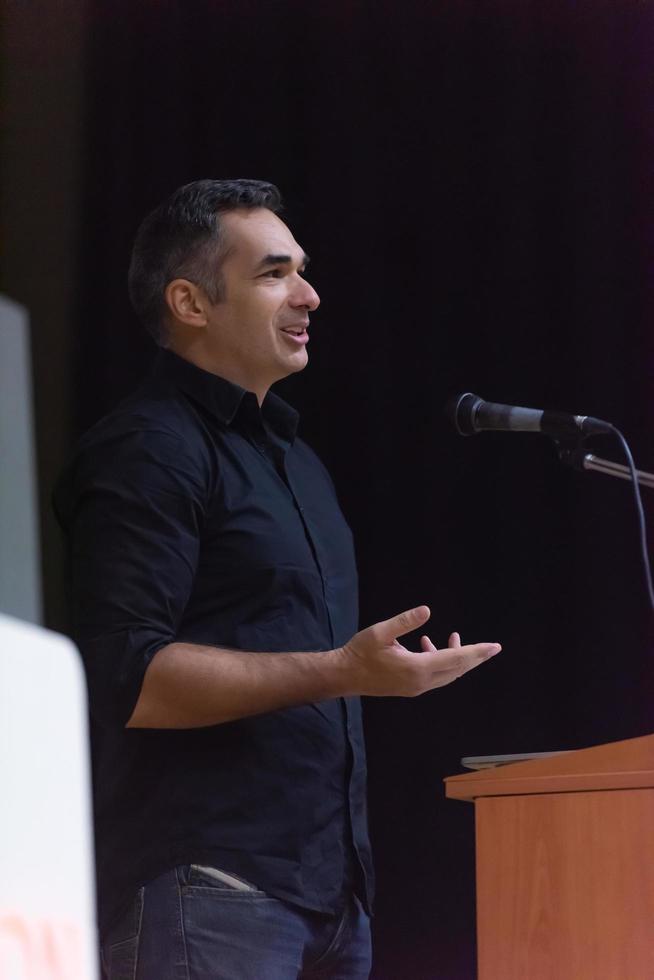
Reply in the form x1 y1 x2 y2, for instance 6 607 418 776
167 339 270 405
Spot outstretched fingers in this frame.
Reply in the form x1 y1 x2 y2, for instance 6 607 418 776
419 631 462 654
418 634 501 686
441 641 501 679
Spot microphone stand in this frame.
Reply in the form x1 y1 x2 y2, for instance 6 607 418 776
581 454 654 489
555 441 654 490
556 433 654 612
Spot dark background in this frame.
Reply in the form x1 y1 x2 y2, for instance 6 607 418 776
4 1 654 977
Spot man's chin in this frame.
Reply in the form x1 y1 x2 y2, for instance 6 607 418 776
268 353 309 391
282 350 309 376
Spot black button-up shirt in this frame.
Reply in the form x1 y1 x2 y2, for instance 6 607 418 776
54 349 373 933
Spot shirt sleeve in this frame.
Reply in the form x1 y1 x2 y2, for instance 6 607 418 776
58 423 210 728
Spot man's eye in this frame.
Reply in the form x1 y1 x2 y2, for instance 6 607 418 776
260 269 283 279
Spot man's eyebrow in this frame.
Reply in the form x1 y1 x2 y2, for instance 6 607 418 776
254 252 311 271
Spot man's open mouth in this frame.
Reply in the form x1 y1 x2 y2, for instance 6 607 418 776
280 324 310 344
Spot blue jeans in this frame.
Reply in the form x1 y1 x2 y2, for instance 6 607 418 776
100 865 372 980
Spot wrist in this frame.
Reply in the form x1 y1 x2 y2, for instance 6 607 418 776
321 645 358 699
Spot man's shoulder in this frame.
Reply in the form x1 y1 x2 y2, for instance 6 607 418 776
76 377 212 459
53 379 216 520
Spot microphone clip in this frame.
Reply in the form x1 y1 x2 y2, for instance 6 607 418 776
553 435 591 474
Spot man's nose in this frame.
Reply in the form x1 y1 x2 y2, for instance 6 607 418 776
291 277 320 311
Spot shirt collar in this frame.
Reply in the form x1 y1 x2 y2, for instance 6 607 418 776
153 348 299 445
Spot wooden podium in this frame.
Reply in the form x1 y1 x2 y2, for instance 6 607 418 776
445 734 654 980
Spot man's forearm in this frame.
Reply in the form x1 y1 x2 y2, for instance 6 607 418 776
126 642 351 729
126 606 501 729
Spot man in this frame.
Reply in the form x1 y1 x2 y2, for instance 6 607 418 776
54 179 501 980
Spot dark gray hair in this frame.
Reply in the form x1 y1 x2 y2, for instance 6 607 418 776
128 178 283 345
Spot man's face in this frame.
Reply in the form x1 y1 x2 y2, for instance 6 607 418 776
202 208 320 399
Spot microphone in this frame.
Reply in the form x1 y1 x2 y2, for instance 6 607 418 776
446 392 613 438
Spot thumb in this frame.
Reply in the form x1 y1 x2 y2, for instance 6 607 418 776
376 605 431 643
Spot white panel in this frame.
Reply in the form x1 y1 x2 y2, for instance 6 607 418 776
0 614 97 979
0 296 42 624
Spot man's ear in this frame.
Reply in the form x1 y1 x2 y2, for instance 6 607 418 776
164 278 209 328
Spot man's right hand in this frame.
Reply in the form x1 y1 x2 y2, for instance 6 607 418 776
338 605 501 697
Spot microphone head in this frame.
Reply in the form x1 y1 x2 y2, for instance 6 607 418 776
445 392 483 436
